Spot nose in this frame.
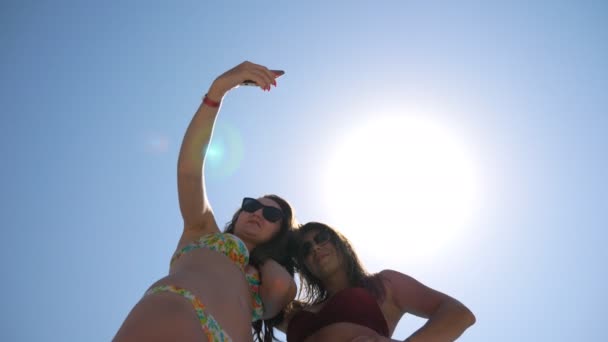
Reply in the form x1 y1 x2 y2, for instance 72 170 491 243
250 208 264 219
311 243 322 254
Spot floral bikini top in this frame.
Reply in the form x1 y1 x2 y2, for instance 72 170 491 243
171 232 264 322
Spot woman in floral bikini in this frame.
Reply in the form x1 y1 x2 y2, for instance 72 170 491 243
114 61 296 342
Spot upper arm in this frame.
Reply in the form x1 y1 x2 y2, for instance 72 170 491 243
176 102 221 235
176 172 220 249
177 171 219 236
258 260 297 320
381 269 454 319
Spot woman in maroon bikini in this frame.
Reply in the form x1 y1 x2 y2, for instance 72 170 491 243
281 222 476 342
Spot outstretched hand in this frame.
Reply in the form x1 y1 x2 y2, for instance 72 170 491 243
207 61 281 101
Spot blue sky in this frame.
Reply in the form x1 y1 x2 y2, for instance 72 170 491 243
1 1 607 341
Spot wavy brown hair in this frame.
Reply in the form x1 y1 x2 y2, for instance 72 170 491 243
223 194 297 342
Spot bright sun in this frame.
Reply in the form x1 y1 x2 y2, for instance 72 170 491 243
322 115 481 262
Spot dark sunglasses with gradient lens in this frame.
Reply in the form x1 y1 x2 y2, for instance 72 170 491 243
241 197 284 223
300 230 332 257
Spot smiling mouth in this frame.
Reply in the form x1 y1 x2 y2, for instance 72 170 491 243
247 219 261 228
316 253 330 263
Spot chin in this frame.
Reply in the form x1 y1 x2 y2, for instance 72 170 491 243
237 227 264 243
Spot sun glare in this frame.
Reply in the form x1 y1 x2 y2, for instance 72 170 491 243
322 115 481 262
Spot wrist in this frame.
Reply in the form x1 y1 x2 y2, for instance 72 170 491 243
202 93 221 108
204 90 223 106
206 79 229 101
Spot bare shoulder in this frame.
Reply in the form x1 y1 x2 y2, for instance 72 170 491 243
379 269 415 287
379 269 403 278
378 269 413 299
379 269 451 318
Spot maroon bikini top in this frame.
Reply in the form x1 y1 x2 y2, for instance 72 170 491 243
286 287 389 342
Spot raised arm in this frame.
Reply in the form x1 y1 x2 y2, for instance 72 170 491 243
381 269 476 342
177 62 279 237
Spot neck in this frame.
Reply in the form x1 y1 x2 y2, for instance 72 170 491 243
244 240 255 252
322 269 350 297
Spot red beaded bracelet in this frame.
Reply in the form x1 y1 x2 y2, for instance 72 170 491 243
202 94 221 108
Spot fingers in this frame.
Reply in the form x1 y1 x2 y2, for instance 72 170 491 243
239 61 279 91
244 69 274 90
213 61 282 96
271 70 285 78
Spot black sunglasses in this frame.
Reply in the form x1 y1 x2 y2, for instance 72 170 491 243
241 197 284 223
300 230 332 257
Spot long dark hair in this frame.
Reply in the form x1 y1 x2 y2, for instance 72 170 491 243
294 222 386 305
224 194 297 342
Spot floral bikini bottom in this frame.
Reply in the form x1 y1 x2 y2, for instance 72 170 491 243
146 285 232 342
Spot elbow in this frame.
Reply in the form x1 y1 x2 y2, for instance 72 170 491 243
442 299 476 330
460 304 476 328
468 311 477 327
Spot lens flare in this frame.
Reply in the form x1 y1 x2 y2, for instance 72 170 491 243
205 122 244 180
